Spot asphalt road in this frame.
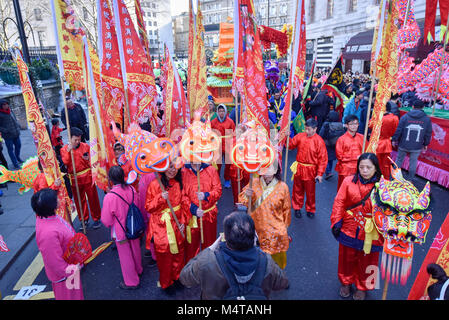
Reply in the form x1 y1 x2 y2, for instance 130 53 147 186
1 149 448 301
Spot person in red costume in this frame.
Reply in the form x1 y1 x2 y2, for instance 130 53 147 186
50 118 64 159
181 162 222 263
335 115 364 191
211 104 235 189
61 127 101 230
33 160 62 193
369 103 399 179
289 118 328 219
145 162 189 293
229 124 250 206
330 153 384 300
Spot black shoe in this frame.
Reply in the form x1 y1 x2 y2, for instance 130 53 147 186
162 284 176 296
148 256 157 266
119 281 140 290
306 212 315 218
173 279 184 289
294 210 302 218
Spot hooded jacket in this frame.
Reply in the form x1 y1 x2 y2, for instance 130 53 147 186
392 109 432 151
179 242 289 300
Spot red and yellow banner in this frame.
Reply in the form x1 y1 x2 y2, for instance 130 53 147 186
50 0 85 91
13 48 71 223
112 0 158 127
280 0 306 147
135 0 151 62
366 0 399 153
233 0 270 134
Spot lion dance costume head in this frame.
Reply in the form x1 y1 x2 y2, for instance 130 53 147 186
372 167 432 285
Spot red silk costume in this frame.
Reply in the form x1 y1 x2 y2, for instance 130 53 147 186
211 115 235 181
51 125 63 147
61 142 101 223
289 132 328 213
229 163 250 205
181 164 222 263
32 173 59 193
370 113 399 179
145 177 190 289
335 132 364 190
330 176 383 291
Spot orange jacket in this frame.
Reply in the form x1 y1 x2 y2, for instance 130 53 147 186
335 132 364 176
32 173 59 193
370 113 399 154
60 142 92 185
289 132 328 180
211 116 235 154
330 175 383 252
145 177 190 252
181 164 222 224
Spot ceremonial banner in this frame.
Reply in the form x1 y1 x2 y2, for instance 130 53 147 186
50 0 85 91
188 2 209 117
424 0 449 43
408 211 449 300
112 0 158 126
302 58 316 103
322 55 346 108
82 37 109 191
97 0 125 129
12 48 71 223
279 0 306 147
366 0 399 154
135 0 151 60
187 0 196 111
233 0 270 134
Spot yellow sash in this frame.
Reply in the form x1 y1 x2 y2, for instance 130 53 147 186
68 167 91 178
290 161 314 181
161 205 181 254
186 205 217 243
346 210 379 255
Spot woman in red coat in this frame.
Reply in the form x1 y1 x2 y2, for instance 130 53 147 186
145 162 190 291
330 153 384 300
181 163 222 263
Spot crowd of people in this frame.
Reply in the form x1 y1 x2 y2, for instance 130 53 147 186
1 65 446 301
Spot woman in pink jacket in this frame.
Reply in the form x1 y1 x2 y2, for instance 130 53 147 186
32 188 84 300
101 166 143 290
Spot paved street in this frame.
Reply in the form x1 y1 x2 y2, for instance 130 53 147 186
1 129 448 300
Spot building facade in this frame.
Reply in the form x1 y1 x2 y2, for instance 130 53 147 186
172 12 189 59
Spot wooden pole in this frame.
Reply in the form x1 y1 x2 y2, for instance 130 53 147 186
155 175 185 238
196 168 204 244
236 93 241 196
432 22 449 116
283 88 294 182
247 173 254 214
362 68 377 152
60 76 86 234
382 278 389 300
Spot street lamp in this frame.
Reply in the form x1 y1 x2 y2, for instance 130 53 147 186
12 0 31 64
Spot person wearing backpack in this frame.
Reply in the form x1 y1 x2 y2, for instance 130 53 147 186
145 162 189 293
319 111 345 180
101 166 143 290
179 211 289 300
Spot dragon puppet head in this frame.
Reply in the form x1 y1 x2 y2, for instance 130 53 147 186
179 112 221 164
264 60 280 83
231 122 275 174
111 122 177 182
372 168 432 260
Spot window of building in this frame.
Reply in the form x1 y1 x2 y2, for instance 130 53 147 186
154 21 157 26
348 0 357 12
309 0 316 23
326 0 334 19
280 4 287 16
153 12 156 17
270 5 277 17
148 21 152 26
374 0 381 4
83 7 88 21
34 8 42 21
38 31 46 46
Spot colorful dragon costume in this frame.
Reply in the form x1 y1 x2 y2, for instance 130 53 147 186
231 122 275 174
372 167 432 285
179 113 221 164
0 157 39 194
111 122 177 181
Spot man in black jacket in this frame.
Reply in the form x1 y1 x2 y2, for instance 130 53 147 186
392 99 432 181
61 99 88 142
308 88 333 133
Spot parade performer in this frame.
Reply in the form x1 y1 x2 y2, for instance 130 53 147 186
33 160 62 193
113 142 139 191
269 89 285 125
61 127 102 230
238 162 291 269
145 162 189 291
289 118 328 219
330 153 384 300
32 188 84 300
101 166 143 290
210 104 235 189
369 103 399 179
335 115 364 191
50 118 64 160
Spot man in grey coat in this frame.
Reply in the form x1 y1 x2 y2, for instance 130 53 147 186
0 99 23 169
180 211 289 300
392 98 432 181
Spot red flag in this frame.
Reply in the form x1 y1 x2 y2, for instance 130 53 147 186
135 0 151 61
233 0 270 134
112 0 158 127
279 0 306 147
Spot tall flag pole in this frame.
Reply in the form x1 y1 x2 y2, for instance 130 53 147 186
187 0 196 113
366 0 399 154
280 0 306 181
12 47 72 224
112 0 158 129
233 0 270 134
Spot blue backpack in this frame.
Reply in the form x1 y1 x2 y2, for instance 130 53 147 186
110 189 145 240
